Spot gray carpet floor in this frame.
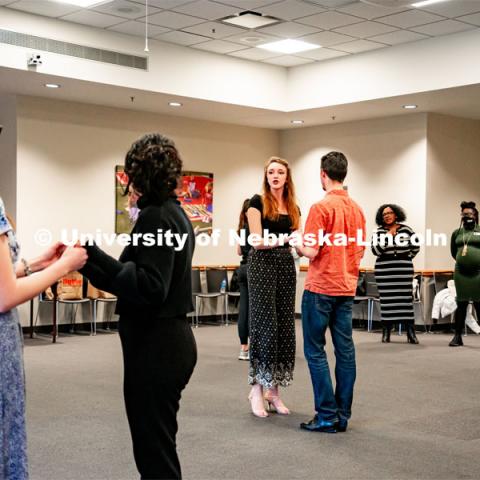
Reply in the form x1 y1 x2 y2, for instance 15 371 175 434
24 323 480 480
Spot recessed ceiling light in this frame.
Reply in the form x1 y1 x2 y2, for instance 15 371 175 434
291 120 304 125
52 0 114 7
221 11 281 29
168 102 182 107
411 0 449 7
258 39 320 54
403 104 418 109
44 83 61 88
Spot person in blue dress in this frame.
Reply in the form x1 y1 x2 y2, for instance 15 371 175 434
0 197 87 479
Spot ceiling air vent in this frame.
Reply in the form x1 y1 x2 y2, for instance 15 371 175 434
0 29 148 70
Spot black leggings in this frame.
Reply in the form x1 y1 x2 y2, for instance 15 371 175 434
119 315 197 480
455 301 480 334
237 264 249 345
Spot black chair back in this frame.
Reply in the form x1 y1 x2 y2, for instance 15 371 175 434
365 271 379 297
433 272 453 295
191 269 202 294
206 268 228 293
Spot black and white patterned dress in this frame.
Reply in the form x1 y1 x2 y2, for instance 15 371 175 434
247 195 297 388
371 224 420 325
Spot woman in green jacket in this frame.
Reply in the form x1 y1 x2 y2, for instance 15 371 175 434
450 201 480 346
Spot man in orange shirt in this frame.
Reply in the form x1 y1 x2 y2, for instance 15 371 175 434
296 151 366 433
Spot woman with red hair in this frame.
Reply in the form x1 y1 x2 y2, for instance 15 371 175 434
247 157 300 418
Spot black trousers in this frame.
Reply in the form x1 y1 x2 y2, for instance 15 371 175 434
119 315 197 480
237 264 249 345
247 248 296 388
455 301 480 334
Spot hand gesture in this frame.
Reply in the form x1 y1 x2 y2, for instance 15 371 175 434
36 242 67 270
60 245 88 272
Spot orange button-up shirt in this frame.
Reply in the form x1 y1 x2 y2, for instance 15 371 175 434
304 189 366 296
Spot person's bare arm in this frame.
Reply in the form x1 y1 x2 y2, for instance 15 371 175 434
0 235 87 313
14 242 66 278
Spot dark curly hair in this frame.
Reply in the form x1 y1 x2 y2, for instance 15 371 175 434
460 201 479 224
124 133 182 206
375 204 407 227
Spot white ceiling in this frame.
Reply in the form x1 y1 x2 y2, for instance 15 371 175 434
2 0 480 67
2 63 480 129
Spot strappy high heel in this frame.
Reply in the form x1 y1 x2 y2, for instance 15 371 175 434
248 386 268 418
264 387 290 415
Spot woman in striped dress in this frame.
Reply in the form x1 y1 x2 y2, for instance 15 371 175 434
371 204 420 344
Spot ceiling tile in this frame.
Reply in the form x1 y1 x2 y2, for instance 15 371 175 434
172 1 240 21
108 20 170 37
377 10 444 28
296 47 348 60
228 47 281 60
369 29 427 45
337 1 409 20
213 0 282 9
155 30 210 46
419 0 480 18
334 39 385 53
223 31 281 47
307 0 354 6
7 0 80 17
299 30 355 47
297 11 364 29
457 12 480 26
259 0 325 21
411 19 476 36
60 10 125 28
192 39 247 53
334 21 397 38
129 0 192 7
262 55 314 66
183 21 246 39
93 0 160 20
144 10 205 28
258 21 320 38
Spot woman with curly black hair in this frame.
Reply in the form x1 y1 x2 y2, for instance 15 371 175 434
449 201 480 347
80 133 196 479
371 204 420 344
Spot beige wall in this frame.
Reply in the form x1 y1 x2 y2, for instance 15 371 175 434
425 114 480 269
280 114 428 311
0 94 17 219
16 96 279 264
14 98 480 324
15 95 279 325
280 114 428 269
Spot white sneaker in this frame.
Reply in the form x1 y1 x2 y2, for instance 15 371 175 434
238 349 249 361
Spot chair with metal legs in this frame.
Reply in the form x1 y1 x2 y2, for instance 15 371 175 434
92 297 117 335
205 268 229 325
364 272 380 332
431 272 455 333
35 277 94 339
191 268 228 327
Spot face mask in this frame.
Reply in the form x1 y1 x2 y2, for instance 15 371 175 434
462 216 476 229
128 206 139 223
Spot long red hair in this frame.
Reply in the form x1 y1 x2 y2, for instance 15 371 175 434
262 156 299 230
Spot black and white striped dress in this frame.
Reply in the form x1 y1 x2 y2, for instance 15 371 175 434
371 224 420 325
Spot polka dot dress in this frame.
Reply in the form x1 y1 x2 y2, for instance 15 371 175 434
247 247 296 388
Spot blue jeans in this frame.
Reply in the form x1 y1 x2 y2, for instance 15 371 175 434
302 290 356 423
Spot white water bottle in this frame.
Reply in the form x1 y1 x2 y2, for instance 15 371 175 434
220 279 227 293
